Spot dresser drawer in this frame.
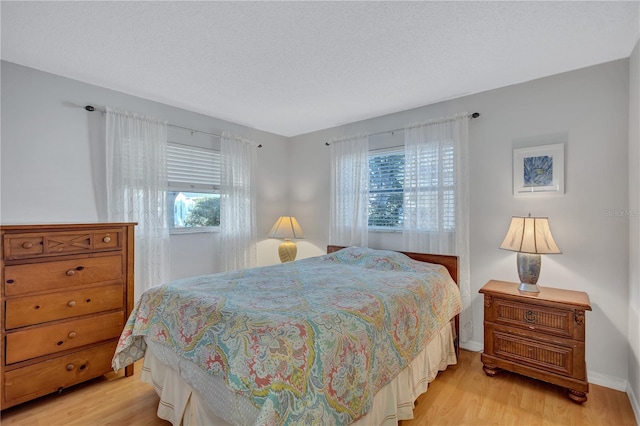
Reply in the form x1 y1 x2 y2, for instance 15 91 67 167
4 284 124 329
4 254 123 296
3 236 44 257
3 229 123 260
5 311 125 364
486 296 574 338
92 230 122 251
3 340 117 404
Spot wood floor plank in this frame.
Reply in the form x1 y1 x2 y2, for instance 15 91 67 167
404 350 636 426
1 350 636 425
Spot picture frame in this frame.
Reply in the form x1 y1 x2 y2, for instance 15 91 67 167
513 143 564 195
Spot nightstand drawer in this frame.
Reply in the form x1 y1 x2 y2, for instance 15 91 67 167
487 325 576 377
4 254 123 296
4 283 124 329
5 311 125 364
487 297 574 338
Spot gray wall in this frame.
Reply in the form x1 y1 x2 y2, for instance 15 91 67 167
289 59 632 392
628 38 640 419
0 60 290 277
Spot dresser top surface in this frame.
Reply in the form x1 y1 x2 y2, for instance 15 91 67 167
0 222 136 232
480 280 592 310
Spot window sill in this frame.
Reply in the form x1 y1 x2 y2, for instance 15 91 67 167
169 226 220 235
368 227 402 233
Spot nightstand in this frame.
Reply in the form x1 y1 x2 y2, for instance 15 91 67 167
479 280 592 403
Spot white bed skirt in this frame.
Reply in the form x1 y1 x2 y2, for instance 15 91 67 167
141 323 457 426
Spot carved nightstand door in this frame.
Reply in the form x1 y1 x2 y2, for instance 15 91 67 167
480 280 592 403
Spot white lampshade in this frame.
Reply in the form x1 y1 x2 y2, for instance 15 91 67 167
500 216 561 254
268 216 304 263
268 216 304 240
500 215 561 293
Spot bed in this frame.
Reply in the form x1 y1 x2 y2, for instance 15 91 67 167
112 246 462 425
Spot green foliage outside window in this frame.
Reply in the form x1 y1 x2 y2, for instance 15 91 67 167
368 153 404 228
185 196 220 227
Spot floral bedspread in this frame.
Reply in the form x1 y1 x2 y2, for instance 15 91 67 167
112 247 462 425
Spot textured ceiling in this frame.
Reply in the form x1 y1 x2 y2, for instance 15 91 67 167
1 1 638 137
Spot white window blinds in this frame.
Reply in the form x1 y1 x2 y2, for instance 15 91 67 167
167 143 220 192
403 142 455 232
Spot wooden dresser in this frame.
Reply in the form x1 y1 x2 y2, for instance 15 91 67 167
1 223 135 409
480 280 592 403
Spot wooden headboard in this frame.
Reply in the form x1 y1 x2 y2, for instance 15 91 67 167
326 245 460 357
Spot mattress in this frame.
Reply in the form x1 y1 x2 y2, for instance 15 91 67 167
140 322 456 425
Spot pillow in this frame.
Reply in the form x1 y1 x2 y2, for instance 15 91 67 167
325 246 418 271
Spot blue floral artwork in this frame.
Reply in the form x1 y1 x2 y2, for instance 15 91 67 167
523 155 553 187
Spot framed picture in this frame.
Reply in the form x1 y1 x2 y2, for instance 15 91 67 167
513 143 564 195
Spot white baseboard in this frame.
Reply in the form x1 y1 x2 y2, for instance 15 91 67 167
459 339 483 352
588 370 628 392
628 382 640 425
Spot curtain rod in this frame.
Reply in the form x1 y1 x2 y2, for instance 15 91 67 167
84 105 262 148
324 112 480 146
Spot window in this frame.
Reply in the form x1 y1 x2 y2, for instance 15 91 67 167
368 143 455 231
410 142 455 232
167 143 220 232
368 149 404 229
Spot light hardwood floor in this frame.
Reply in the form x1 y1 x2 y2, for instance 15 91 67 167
1 350 636 425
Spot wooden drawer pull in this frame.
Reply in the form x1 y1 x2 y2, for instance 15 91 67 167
524 310 537 323
68 332 77 339
67 300 77 307
103 236 111 243
66 364 75 371
65 266 85 276
22 242 33 249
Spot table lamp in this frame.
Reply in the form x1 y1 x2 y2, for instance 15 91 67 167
500 214 561 292
268 216 304 263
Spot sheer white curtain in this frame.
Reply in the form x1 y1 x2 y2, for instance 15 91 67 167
105 107 170 301
220 132 258 271
329 134 369 247
402 114 472 342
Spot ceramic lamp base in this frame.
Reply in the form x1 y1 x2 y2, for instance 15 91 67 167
517 252 541 293
278 239 297 263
